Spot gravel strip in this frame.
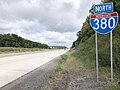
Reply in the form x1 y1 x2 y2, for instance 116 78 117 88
67 77 108 90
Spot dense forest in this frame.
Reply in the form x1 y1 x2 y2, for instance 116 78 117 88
0 34 49 49
72 0 120 73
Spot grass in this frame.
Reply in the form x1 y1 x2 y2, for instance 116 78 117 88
72 32 120 77
0 47 45 54
103 84 120 90
114 70 120 80
62 55 84 75
45 49 120 90
46 51 96 90
55 51 85 76
55 55 67 73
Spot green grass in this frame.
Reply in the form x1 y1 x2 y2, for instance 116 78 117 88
71 33 120 89
0 47 45 54
103 84 120 90
72 31 120 79
71 36 96 69
55 55 67 72
114 70 120 79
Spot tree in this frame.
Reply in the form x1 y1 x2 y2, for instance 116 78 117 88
0 34 49 49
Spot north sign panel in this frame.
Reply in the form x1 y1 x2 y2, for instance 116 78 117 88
94 3 113 14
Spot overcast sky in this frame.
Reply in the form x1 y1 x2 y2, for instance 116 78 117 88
0 0 101 47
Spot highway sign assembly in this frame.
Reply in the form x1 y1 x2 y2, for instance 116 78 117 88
90 3 118 82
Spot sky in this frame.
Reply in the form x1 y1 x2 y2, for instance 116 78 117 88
0 0 101 47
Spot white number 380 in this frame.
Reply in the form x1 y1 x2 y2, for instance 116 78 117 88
93 17 115 30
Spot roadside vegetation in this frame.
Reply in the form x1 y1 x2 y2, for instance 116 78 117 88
45 52 85 90
45 51 107 90
44 0 120 90
71 0 120 89
0 47 46 54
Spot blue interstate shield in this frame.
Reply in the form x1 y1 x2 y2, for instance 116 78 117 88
90 12 118 34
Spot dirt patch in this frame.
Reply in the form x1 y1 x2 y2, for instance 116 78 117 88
44 71 108 90
43 70 69 90
67 78 107 90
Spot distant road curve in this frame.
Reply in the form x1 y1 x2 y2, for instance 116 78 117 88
0 50 68 88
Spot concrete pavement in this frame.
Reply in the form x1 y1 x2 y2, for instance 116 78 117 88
0 50 68 87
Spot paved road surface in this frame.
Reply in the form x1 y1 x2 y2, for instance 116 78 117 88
0 50 68 88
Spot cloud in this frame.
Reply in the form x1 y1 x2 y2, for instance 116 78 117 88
0 0 101 47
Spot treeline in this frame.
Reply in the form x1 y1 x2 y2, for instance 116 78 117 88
0 34 49 49
72 16 95 48
72 0 120 71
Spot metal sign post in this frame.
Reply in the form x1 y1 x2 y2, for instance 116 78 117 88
110 31 113 81
90 3 118 82
95 32 99 82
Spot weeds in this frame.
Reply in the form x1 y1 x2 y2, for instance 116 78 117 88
55 55 67 73
103 84 120 90
0 47 43 54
